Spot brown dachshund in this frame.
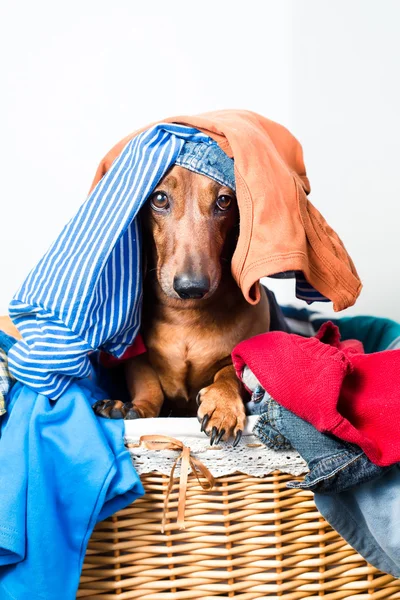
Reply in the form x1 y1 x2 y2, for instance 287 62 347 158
93 165 270 444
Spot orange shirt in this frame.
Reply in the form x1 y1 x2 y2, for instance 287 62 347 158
90 110 361 311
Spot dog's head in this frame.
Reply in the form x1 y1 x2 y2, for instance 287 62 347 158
142 165 239 302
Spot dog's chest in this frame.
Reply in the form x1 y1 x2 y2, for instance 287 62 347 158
143 320 235 402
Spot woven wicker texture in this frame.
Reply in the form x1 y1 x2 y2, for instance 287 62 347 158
78 471 400 599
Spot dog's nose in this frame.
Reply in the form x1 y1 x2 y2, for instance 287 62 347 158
173 274 210 299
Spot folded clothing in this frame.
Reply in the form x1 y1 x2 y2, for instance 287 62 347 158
233 321 400 466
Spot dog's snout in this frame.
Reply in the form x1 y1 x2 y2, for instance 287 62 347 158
173 274 210 300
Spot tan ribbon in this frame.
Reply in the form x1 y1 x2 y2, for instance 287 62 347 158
134 435 215 532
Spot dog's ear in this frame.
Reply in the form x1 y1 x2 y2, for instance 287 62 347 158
222 221 240 266
142 246 151 281
139 211 154 281
139 214 148 280
142 247 148 279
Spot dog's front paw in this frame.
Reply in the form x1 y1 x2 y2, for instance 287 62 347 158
196 383 245 446
92 399 140 420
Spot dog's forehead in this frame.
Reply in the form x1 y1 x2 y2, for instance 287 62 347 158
159 165 220 192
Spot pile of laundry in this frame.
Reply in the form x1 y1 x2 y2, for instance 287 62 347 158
0 109 397 599
234 306 400 578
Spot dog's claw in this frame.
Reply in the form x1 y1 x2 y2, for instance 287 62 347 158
196 392 202 407
101 400 114 410
110 407 124 419
124 408 140 420
233 430 243 447
210 426 218 446
93 399 140 420
108 400 127 419
201 414 210 433
92 399 114 418
215 428 225 445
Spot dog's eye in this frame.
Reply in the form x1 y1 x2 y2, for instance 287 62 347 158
149 192 170 212
216 195 233 212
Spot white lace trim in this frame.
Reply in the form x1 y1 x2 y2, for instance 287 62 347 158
124 416 307 478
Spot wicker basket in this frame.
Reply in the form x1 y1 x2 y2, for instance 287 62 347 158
78 471 400 599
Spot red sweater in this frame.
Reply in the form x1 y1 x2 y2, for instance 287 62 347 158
232 322 400 467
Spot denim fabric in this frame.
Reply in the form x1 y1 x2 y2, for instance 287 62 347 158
252 396 400 576
252 396 390 493
175 140 236 191
315 467 400 578
0 331 17 417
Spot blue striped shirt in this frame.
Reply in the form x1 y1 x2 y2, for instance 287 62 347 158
8 124 212 399
295 273 330 304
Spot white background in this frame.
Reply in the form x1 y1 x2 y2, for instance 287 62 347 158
1 0 399 319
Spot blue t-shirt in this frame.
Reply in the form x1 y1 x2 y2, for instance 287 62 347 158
0 377 143 600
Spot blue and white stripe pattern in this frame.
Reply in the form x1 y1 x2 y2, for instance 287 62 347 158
295 272 329 304
8 124 213 399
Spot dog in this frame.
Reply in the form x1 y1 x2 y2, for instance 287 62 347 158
92 165 270 444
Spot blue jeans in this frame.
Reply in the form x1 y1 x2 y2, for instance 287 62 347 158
252 396 400 577
252 396 391 493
